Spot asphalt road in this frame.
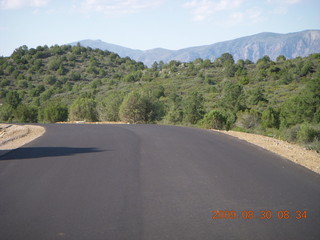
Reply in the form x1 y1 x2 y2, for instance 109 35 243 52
0 124 319 240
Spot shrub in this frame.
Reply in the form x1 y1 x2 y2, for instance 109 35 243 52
297 123 320 143
166 104 183 124
183 92 205 125
235 109 260 129
44 75 57 85
14 104 38 123
201 110 229 130
306 138 320 152
69 98 98 122
0 79 10 87
40 102 68 123
119 91 163 123
0 104 14 122
261 107 279 129
282 125 300 142
48 57 62 71
5 90 21 109
97 92 124 121
30 85 45 97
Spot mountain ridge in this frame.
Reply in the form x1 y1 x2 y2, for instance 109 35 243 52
69 30 320 66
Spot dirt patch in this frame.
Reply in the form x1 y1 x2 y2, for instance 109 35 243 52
212 129 320 174
0 124 45 156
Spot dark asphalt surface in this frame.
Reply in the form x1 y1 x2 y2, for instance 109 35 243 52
0 124 319 240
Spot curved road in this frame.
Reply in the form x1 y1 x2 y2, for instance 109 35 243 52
0 124 319 240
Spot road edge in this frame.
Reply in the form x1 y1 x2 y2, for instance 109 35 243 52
0 124 46 157
211 129 320 174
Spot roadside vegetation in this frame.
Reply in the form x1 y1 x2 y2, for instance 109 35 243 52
0 44 319 151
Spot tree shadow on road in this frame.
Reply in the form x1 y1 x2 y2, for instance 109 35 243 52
0 147 106 160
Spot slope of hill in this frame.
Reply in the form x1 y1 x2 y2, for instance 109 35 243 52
70 39 144 60
70 30 320 66
0 44 319 151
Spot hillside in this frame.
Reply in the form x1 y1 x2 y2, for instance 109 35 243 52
0 44 319 151
71 30 320 66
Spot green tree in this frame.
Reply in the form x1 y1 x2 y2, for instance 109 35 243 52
97 92 124 121
124 71 142 82
236 109 260 129
44 75 57 85
68 71 81 81
300 60 313 77
280 79 320 127
244 87 268 109
69 98 98 122
12 45 28 60
166 93 183 124
297 123 320 144
14 104 38 123
261 107 279 129
0 79 10 87
48 57 62 71
201 110 229 130
224 63 237 77
183 92 205 124
257 55 271 70
57 65 67 75
151 61 159 71
218 81 244 113
5 90 21 109
166 104 183 124
30 85 45 97
40 89 54 102
32 59 42 71
40 102 68 123
236 59 245 68
220 53 235 65
276 55 286 62
119 91 163 123
50 44 64 55
0 104 14 122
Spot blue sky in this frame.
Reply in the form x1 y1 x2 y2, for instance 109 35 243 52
0 0 319 56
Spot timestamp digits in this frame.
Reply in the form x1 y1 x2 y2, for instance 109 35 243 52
211 210 307 220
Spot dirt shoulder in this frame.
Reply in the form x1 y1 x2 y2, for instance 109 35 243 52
212 129 320 174
0 124 45 156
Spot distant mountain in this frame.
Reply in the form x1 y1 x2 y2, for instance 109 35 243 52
70 30 320 66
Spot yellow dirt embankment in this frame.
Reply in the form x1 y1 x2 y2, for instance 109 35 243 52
212 129 320 174
0 124 45 155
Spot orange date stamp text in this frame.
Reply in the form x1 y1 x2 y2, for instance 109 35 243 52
211 210 307 220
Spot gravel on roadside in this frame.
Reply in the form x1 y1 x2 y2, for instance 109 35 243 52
0 124 45 156
212 129 320 174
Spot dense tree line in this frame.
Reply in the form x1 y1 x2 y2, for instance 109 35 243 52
0 45 319 150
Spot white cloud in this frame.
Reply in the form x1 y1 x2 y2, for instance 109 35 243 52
228 12 244 24
79 0 164 15
225 6 263 26
267 0 301 15
267 0 301 4
184 0 246 21
246 7 263 23
184 0 303 21
0 0 49 9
